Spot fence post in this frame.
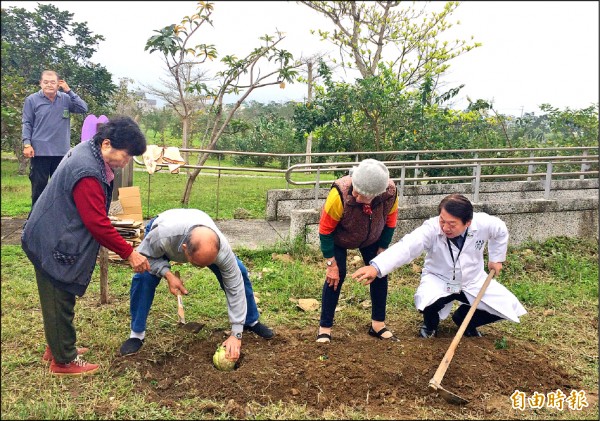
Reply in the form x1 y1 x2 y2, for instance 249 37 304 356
527 152 534 182
146 172 151 219
216 154 221 219
472 152 479 189
544 162 553 199
474 164 481 203
413 153 420 185
580 150 589 180
399 166 406 203
112 160 134 201
287 156 291 189
99 246 109 304
314 168 321 208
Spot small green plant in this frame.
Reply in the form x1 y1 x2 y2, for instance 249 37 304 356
494 336 509 350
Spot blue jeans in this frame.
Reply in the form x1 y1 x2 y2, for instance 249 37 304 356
129 218 260 333
319 241 388 328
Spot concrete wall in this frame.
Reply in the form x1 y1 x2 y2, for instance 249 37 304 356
267 179 598 220
289 197 598 247
271 179 599 247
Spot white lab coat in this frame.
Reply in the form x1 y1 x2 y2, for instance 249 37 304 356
371 212 526 322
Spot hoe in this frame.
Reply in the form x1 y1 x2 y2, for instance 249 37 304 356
428 269 496 405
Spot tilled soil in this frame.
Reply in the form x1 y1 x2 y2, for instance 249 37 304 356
110 324 597 419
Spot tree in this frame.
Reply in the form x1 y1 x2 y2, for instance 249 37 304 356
298 1 480 88
141 107 180 145
293 1 480 156
293 60 418 153
109 78 145 120
0 72 30 174
1 3 117 172
145 1 301 206
292 58 514 170
144 1 218 171
539 103 599 147
293 54 330 164
226 111 300 169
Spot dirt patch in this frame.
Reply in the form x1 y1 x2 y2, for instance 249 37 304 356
111 324 594 419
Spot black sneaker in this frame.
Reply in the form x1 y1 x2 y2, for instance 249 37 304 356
464 328 483 337
119 338 144 356
244 322 274 339
418 326 437 338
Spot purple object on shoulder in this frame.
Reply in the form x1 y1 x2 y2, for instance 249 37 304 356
81 114 109 142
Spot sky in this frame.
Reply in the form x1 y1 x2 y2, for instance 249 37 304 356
3 1 599 116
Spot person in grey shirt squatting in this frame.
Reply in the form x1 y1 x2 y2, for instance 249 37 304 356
119 208 274 361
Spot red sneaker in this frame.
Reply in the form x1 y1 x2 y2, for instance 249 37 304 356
49 356 99 376
42 345 89 363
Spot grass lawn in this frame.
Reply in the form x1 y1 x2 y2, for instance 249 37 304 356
1 237 597 420
1 157 597 419
1 156 315 219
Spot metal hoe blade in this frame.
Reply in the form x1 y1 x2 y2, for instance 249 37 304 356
178 321 205 333
429 380 468 405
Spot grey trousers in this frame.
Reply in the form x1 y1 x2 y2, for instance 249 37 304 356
35 268 78 363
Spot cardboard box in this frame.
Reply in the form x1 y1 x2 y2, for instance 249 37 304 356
118 186 143 222
119 195 141 210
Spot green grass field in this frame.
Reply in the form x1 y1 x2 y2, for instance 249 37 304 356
1 157 317 219
1 157 598 419
1 237 597 419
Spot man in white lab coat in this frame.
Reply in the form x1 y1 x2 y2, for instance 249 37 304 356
352 194 526 338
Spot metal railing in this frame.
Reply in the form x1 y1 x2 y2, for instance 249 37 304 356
133 146 598 209
283 147 598 202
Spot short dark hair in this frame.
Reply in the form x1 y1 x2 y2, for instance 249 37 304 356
183 230 200 255
40 70 59 80
438 194 473 224
92 116 147 156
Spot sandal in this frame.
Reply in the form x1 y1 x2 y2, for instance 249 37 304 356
316 329 331 343
368 326 399 342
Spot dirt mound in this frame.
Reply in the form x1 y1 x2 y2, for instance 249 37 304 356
111 325 592 419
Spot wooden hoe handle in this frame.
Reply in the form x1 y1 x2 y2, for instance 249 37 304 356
429 269 496 388
175 271 185 324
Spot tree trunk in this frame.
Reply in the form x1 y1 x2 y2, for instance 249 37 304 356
182 170 200 205
99 247 109 304
181 116 190 173
18 157 29 176
12 143 29 175
181 152 211 206
305 133 313 165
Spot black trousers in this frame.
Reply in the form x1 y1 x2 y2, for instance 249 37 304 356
421 291 502 332
29 156 63 207
320 242 388 328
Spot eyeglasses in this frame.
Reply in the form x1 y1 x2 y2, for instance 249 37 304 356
41 80 58 85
